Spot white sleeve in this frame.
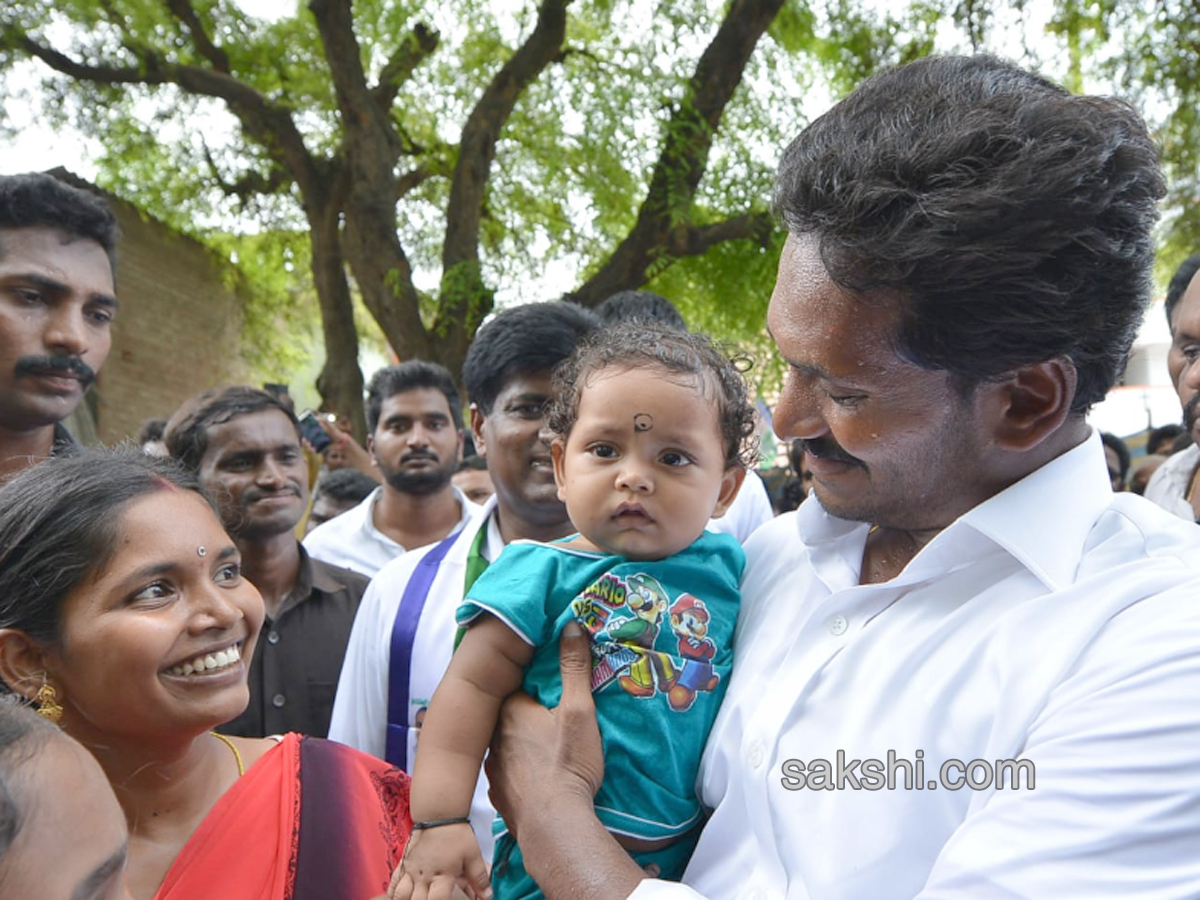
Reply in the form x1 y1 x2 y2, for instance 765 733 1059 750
629 881 709 900
328 559 413 759
915 581 1200 899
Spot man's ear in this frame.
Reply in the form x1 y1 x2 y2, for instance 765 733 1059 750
990 359 1077 452
470 404 487 458
366 434 378 467
710 467 747 519
550 440 568 502
0 629 55 703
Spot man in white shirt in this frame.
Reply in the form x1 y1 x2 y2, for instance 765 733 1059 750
1145 253 1200 523
329 301 599 853
303 360 478 576
484 56 1200 900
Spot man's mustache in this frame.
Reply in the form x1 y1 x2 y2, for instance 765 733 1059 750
14 355 96 387
242 485 302 505
799 436 865 468
402 450 439 464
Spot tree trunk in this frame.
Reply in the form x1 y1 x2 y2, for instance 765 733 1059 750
308 200 367 442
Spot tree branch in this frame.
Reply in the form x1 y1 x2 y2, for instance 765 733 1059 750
373 23 439 112
395 163 436 201
667 211 775 257
565 0 784 306
308 0 384 142
163 0 232 73
14 33 322 195
441 0 572 271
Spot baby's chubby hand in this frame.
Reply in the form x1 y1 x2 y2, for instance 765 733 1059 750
389 823 492 900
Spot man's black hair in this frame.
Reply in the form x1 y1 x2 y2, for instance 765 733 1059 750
0 173 120 275
164 386 299 473
312 468 378 505
456 454 488 473
1165 253 1200 329
365 360 462 434
462 302 600 415
775 55 1165 414
1147 424 1185 456
136 417 168 445
1100 432 1131 483
595 291 687 332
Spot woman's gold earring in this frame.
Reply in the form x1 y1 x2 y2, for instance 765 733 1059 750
35 679 63 724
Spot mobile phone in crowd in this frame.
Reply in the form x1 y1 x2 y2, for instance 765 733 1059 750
297 410 334 454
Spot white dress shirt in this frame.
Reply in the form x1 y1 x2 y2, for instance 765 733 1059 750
1144 443 1198 522
303 484 479 577
633 431 1200 900
329 498 503 854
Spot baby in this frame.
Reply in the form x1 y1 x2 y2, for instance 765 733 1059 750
392 324 757 900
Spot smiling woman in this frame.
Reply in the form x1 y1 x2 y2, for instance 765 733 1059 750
0 450 411 900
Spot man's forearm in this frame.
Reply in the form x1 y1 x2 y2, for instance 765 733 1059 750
515 788 648 900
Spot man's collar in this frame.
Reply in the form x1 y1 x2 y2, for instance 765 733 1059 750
51 422 79 457
272 544 323 619
955 430 1109 589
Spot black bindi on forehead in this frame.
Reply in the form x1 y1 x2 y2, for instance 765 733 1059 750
633 413 653 432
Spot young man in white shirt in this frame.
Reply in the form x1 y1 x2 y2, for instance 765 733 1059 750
303 360 478 576
485 56 1200 900
329 301 599 853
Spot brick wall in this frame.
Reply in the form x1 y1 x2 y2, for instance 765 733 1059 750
52 171 252 444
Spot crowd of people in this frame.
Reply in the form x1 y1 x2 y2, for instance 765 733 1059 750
1 52 1199 900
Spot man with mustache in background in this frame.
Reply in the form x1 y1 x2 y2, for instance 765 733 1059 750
0 173 118 482
165 386 370 738
304 361 480 577
1145 252 1200 523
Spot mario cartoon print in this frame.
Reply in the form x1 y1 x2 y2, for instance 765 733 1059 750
606 573 678 699
667 594 720 711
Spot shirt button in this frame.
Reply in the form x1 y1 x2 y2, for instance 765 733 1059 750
267 630 281 645
745 889 766 900
272 693 287 708
828 614 848 636
746 741 765 768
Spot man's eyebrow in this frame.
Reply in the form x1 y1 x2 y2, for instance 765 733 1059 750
766 324 830 379
9 272 119 311
87 292 119 311
71 841 128 900
218 449 264 465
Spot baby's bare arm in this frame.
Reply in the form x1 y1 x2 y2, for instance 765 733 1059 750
392 615 534 900
410 614 534 820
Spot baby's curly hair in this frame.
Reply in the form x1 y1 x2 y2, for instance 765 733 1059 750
547 323 758 470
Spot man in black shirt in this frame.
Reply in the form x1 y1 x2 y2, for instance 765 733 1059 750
165 385 368 738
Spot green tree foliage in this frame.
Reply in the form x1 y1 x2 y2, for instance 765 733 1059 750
1 0 1196 427
0 0 793 433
